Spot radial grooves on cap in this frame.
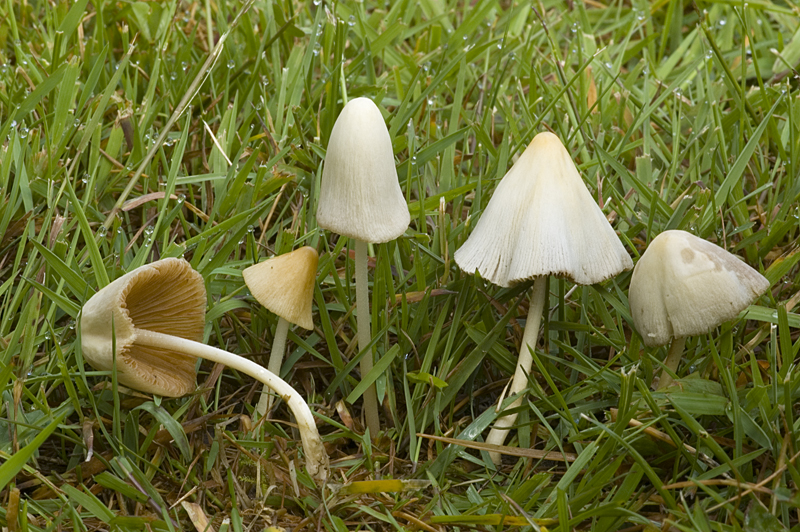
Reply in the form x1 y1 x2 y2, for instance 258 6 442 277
455 132 632 287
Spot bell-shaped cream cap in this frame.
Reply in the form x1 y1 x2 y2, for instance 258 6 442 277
316 97 410 243
629 230 770 347
455 132 633 287
80 258 205 396
243 246 318 329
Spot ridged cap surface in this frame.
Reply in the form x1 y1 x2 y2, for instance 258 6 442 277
454 132 633 287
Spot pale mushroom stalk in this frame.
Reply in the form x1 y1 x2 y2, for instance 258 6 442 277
355 239 380 436
485 276 546 463
243 246 319 417
656 336 686 391
81 258 329 483
135 329 329 481
256 316 290 414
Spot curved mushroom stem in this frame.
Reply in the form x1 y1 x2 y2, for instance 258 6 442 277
485 276 547 465
256 316 291 415
656 336 686 391
355 239 380 437
134 329 329 483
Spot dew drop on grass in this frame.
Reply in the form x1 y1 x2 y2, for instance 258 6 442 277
19 127 28 138
348 15 355 26
313 0 321 5
177 194 185 204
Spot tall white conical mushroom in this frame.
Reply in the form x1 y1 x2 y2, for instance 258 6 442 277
80 258 329 482
455 132 633 464
243 246 318 415
629 230 770 390
316 97 410 436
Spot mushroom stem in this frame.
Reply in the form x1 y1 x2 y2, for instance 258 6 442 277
355 239 380 436
485 276 547 464
134 328 329 482
256 316 291 416
656 336 686 391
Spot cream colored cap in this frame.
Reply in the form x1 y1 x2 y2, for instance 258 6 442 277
316 97 410 243
80 258 206 396
629 230 770 347
243 246 318 330
454 132 633 287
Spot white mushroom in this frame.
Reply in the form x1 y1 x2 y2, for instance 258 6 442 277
629 230 770 389
80 258 330 482
316 97 410 436
243 246 318 414
455 132 633 463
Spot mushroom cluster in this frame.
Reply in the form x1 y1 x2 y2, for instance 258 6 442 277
78 100 772 482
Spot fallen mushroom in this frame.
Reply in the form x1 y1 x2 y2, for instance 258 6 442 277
316 97 410 436
628 230 770 390
80 258 329 482
455 132 633 464
243 246 318 415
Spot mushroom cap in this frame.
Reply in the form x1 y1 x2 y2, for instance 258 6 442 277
243 246 318 330
80 258 206 397
316 97 410 243
629 230 770 347
454 131 633 287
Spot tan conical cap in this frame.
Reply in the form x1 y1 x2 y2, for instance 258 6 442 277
454 132 633 287
629 230 770 347
316 97 410 243
243 246 318 330
80 258 206 396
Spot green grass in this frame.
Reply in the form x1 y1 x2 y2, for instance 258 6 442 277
1 0 800 530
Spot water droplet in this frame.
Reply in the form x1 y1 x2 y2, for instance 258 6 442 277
81 173 89 184
143 225 154 236
411 156 417 165
177 194 186 204
10 120 17 128
170 71 177 80
313 0 321 5
74 119 81 127
19 127 28 138
227 59 235 69
182 61 189 71
718 18 726 26
97 225 107 237
348 15 355 26
44 332 51 340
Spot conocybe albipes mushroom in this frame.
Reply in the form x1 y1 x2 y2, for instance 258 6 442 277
80 258 329 482
629 230 770 390
455 131 633 463
243 246 318 415
316 97 410 436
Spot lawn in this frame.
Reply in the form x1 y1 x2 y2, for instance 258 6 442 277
1 0 800 530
